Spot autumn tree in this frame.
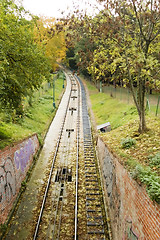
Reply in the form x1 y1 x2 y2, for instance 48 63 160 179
66 0 160 133
95 0 160 132
33 17 66 71
0 0 50 114
64 14 97 75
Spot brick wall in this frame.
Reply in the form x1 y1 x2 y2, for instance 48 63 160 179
0 134 39 224
97 137 160 240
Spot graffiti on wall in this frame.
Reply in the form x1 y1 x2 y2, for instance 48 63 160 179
14 138 36 172
0 135 39 223
103 148 114 198
125 219 139 240
0 157 16 212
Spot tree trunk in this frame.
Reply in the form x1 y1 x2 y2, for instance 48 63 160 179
125 54 148 133
129 73 148 133
138 106 147 133
137 79 148 133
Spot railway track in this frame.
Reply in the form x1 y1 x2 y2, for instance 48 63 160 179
33 71 110 240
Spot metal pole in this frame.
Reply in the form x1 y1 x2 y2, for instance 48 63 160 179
100 81 102 93
63 76 65 88
53 75 56 109
156 96 160 116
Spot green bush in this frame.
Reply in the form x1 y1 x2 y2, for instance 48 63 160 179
0 224 7 234
149 152 160 167
131 165 160 203
121 137 136 149
0 125 12 139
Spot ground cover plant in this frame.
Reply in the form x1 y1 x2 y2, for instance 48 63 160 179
85 80 160 203
0 77 65 149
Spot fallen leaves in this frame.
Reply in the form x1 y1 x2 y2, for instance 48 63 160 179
101 115 160 175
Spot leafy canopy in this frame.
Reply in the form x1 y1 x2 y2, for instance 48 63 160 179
0 0 50 113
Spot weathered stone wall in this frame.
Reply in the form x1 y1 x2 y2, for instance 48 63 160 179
97 137 160 240
0 134 39 224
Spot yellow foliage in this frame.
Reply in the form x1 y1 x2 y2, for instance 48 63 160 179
33 17 66 71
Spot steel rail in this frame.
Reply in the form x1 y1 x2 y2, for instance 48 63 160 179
52 169 68 240
76 74 110 240
52 88 75 239
54 72 81 240
56 172 67 240
46 133 70 239
74 75 80 240
33 73 72 240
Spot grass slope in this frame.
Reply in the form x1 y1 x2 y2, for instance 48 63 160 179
85 80 160 203
0 78 65 149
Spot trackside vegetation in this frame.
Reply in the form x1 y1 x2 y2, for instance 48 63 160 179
0 77 65 150
0 0 66 119
64 0 160 133
85 79 160 203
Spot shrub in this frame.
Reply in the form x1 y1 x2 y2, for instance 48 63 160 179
131 164 160 203
148 152 160 167
121 137 136 149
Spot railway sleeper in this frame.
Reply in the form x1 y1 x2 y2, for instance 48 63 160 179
85 175 97 178
84 157 95 161
87 230 105 234
84 134 91 137
84 153 95 156
86 197 97 201
85 164 96 167
85 179 98 182
87 221 104 226
86 188 99 191
84 145 94 148
85 183 98 187
86 201 101 206
84 162 95 164
85 168 96 172
84 154 95 157
85 173 97 175
87 215 103 220
86 193 100 196
86 199 101 204
84 150 94 153
87 209 102 213
71 96 77 99
84 145 93 148
85 169 96 172
85 178 98 181
84 159 95 162
84 155 95 158
84 162 95 165
84 143 93 146
86 203 102 208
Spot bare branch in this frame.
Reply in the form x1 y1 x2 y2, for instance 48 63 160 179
131 0 147 41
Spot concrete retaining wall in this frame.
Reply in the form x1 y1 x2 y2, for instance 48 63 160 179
97 137 160 240
0 134 39 224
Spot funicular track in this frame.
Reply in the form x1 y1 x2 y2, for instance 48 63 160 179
76 75 110 240
33 71 110 240
33 71 80 240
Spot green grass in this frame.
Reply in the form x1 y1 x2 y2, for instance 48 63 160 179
85 81 138 129
85 79 160 203
0 78 65 149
